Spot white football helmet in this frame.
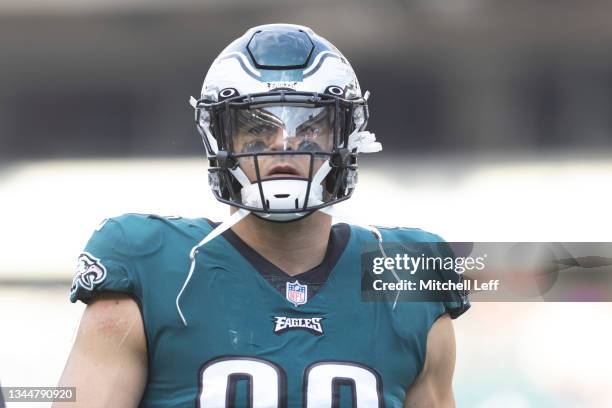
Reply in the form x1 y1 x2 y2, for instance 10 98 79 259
192 23 381 222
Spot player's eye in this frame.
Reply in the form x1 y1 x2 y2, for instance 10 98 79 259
248 124 277 137
241 140 267 153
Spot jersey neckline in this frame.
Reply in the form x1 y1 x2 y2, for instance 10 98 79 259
205 219 351 301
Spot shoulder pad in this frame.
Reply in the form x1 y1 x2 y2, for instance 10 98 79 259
105 213 164 257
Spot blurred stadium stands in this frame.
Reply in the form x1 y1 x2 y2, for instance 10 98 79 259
2 0 612 159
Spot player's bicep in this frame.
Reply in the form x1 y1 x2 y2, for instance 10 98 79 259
404 313 456 408
54 292 147 408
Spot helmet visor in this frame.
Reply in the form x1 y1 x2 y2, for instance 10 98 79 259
229 105 335 155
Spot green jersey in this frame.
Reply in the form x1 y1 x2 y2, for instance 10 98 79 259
71 214 468 407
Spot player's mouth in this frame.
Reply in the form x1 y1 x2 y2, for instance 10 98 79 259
264 164 303 179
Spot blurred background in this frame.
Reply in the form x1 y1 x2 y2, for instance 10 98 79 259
1 0 611 407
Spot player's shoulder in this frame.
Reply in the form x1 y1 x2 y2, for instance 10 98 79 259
104 212 210 232
378 225 446 243
72 213 214 304
93 213 212 252
349 223 448 245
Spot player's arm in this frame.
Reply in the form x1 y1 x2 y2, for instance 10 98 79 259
53 292 147 408
404 313 456 408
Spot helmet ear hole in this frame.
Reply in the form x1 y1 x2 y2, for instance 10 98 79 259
218 88 239 101
325 85 345 97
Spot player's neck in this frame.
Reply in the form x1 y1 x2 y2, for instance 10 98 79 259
230 209 332 277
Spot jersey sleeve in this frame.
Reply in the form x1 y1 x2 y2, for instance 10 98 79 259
377 226 471 319
428 236 471 319
70 217 140 304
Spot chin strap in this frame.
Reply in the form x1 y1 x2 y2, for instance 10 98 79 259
176 208 251 326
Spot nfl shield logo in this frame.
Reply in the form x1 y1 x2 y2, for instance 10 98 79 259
286 280 308 307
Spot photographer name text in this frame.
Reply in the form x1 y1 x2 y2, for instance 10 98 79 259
372 278 500 291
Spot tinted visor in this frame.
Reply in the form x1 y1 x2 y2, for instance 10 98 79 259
230 106 335 155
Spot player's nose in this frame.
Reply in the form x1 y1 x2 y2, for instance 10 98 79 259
268 128 293 151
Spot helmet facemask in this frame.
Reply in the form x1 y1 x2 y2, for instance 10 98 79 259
196 91 365 221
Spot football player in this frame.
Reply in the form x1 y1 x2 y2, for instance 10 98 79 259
55 24 469 407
